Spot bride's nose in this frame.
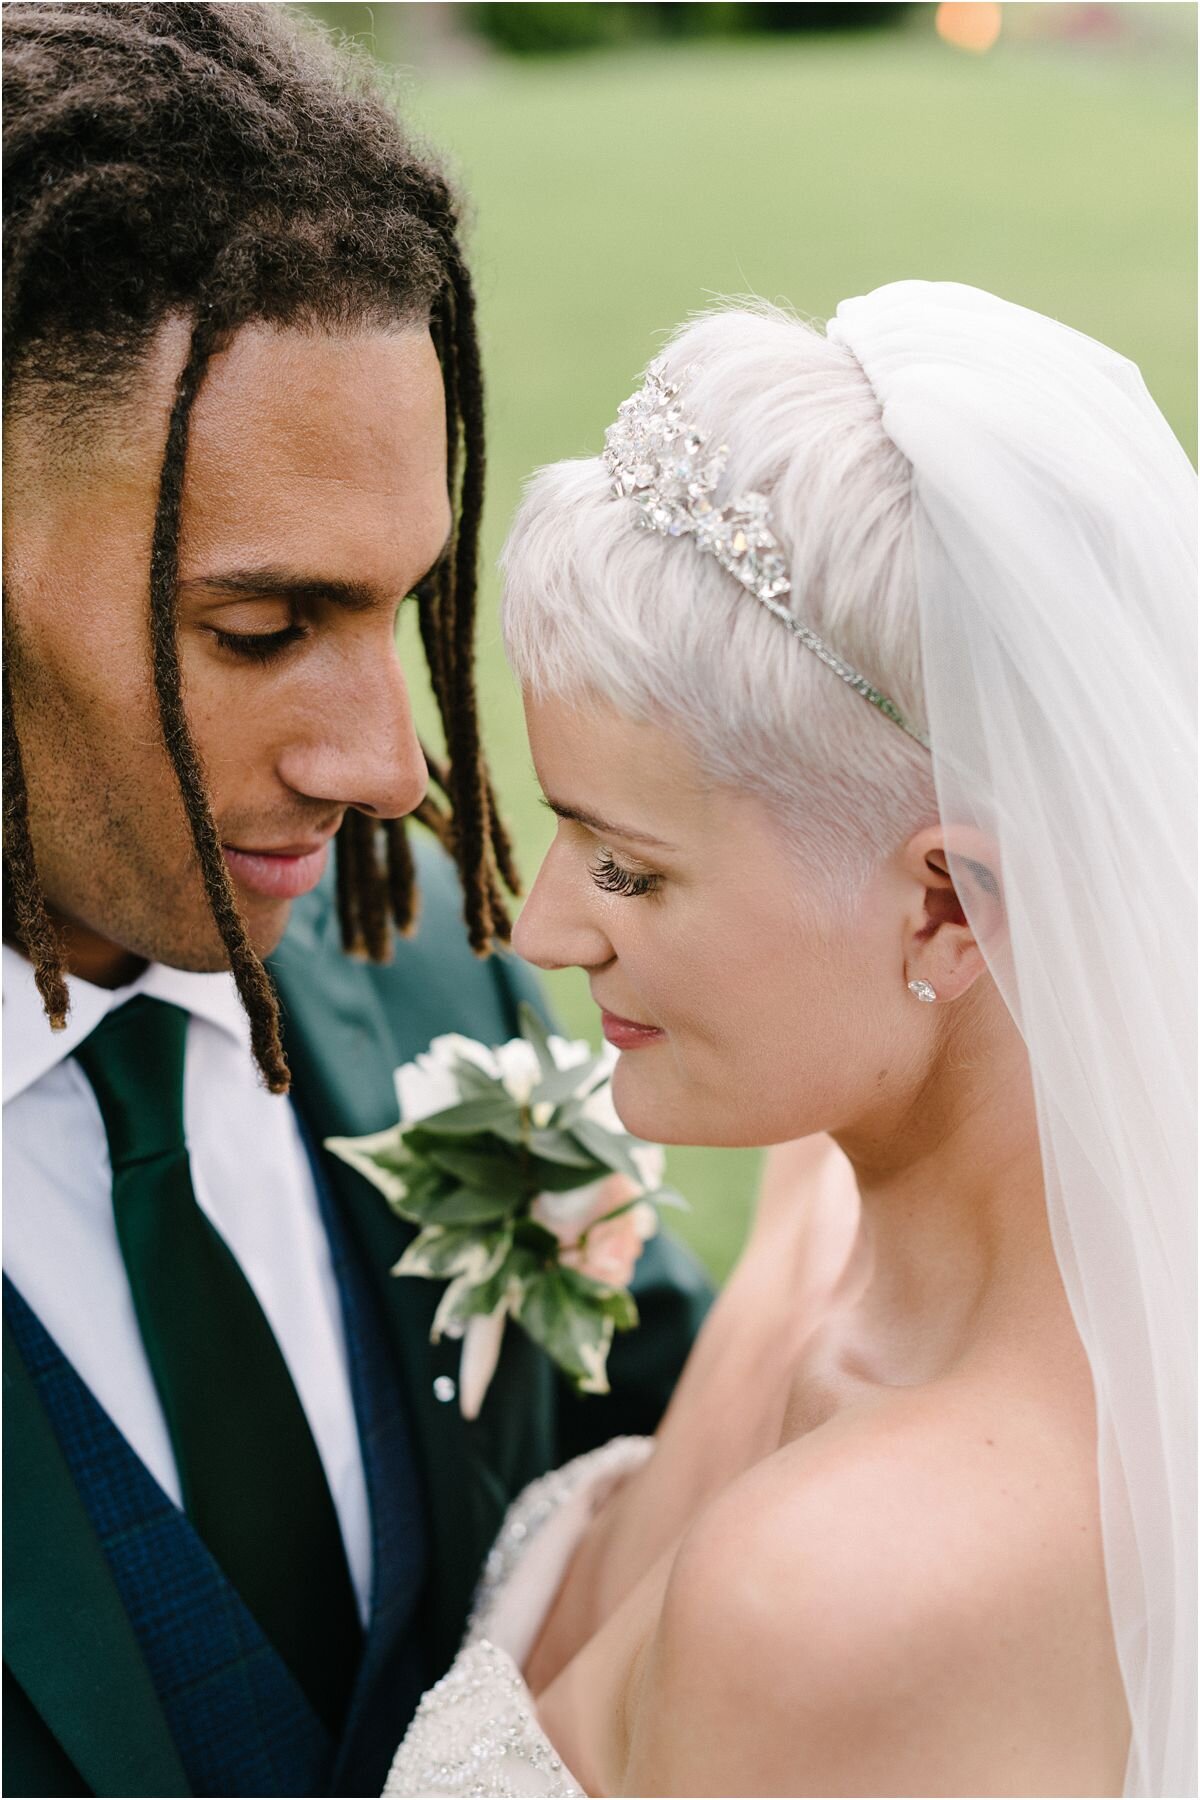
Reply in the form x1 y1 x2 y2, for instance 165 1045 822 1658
511 842 614 973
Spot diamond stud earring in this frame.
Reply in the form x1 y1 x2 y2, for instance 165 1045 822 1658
907 979 937 1003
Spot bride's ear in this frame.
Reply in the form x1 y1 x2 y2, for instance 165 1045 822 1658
899 824 1005 1004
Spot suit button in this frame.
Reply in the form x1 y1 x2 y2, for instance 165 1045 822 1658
433 1375 457 1403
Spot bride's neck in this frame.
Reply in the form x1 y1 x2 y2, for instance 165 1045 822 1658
828 992 1065 1387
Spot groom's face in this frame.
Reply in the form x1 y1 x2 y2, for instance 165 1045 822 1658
4 319 451 983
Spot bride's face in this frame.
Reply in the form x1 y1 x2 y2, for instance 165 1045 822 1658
514 692 919 1147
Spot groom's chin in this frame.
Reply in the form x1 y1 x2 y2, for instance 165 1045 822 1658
151 890 295 974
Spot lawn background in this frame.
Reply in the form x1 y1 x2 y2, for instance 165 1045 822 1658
305 3 1196 1280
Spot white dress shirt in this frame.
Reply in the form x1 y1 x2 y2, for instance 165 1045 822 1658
2 943 373 1621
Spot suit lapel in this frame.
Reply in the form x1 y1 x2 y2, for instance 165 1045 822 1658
3 1319 192 1798
270 918 511 1677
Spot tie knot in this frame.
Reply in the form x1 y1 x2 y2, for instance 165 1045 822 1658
74 995 190 1170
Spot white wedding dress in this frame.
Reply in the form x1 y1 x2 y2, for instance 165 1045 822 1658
384 1436 653 1798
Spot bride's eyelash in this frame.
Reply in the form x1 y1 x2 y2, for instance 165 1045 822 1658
589 846 661 899
214 623 308 663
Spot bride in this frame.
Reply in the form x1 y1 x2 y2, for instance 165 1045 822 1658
386 282 1195 1798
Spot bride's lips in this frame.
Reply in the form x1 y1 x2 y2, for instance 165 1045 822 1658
223 841 331 900
599 1008 666 1051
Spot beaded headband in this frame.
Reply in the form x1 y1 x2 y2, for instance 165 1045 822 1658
602 360 930 750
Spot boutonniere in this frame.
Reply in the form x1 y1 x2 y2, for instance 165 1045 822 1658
325 1005 683 1419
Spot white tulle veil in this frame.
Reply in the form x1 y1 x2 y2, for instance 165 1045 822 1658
827 282 1196 1799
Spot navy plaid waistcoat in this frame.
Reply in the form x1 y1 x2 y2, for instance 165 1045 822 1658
4 1108 431 1798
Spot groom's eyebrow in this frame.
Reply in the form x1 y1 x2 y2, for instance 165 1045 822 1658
541 797 676 851
181 533 455 610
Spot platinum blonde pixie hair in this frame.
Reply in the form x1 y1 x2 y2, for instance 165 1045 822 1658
500 304 938 892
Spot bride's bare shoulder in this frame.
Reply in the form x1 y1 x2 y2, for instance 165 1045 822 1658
620 1390 1119 1798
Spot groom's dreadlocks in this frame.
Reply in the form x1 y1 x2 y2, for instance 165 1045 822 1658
2 1 519 1094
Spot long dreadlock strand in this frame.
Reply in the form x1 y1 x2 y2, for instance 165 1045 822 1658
355 817 391 963
335 804 390 958
485 776 522 899
412 793 457 857
433 282 461 596
441 256 496 954
149 313 290 1093
422 284 460 775
383 818 419 937
335 808 365 958
335 295 458 966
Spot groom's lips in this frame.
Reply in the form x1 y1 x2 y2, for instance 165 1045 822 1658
223 840 332 900
599 1008 666 1051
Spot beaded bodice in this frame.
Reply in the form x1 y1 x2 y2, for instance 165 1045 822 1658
384 1436 653 1798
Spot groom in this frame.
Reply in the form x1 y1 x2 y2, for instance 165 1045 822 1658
2 7 710 1796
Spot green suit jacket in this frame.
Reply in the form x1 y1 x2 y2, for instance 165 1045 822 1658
3 844 713 1797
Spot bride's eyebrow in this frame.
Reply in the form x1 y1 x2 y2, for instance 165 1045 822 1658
539 795 676 852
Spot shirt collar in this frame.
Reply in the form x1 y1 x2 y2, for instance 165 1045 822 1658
3 943 252 1105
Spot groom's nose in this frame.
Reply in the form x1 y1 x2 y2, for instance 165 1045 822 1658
512 840 614 973
275 641 429 822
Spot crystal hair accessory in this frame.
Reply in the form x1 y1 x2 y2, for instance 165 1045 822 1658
602 359 930 750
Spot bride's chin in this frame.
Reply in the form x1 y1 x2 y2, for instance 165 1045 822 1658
610 1061 707 1148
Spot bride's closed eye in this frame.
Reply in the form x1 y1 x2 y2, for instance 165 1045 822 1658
589 846 662 899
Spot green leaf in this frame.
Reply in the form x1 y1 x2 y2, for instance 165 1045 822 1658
324 1126 414 1211
497 1242 545 1293
524 1153 609 1193
526 1129 603 1169
431 1271 495 1341
423 1141 529 1196
511 1218 563 1259
419 1185 516 1228
568 1117 643 1183
647 1185 690 1211
451 1058 509 1101
431 1241 542 1342
552 1263 640 1334
398 1161 456 1206
393 1224 509 1282
515 1266 617 1395
404 1093 523 1137
593 1285 640 1332
518 1001 558 1078
529 1055 603 1110
376 1160 461 1226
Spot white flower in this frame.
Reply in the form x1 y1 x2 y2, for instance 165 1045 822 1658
394 1033 495 1123
491 1037 543 1107
392 1028 599 1121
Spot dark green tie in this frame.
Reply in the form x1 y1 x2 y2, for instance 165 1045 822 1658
74 994 362 1731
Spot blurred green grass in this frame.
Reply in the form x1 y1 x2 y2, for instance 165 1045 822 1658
386 24 1195 1280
